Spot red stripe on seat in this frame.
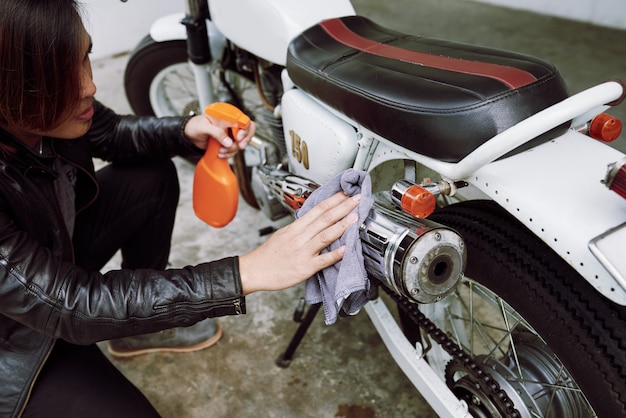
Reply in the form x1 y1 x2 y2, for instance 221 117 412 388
320 19 537 90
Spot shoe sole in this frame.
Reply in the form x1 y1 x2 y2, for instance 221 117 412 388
107 323 223 359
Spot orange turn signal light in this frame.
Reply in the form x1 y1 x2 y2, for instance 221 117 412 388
400 184 437 219
589 113 622 142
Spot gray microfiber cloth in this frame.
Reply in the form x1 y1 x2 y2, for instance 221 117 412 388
295 169 373 325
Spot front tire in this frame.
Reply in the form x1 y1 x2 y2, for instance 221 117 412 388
124 37 198 117
405 200 626 417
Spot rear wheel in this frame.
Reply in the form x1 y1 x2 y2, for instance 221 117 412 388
400 200 626 417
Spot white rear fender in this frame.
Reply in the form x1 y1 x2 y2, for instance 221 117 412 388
361 129 626 305
472 131 626 305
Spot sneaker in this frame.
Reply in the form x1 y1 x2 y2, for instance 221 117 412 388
107 318 222 359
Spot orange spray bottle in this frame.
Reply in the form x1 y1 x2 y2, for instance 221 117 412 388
193 102 251 227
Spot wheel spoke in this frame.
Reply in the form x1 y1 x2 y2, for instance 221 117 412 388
497 297 524 380
423 277 595 417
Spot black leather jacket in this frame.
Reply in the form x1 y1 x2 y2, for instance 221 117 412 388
0 101 246 417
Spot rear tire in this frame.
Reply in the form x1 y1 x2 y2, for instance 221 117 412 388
401 200 626 417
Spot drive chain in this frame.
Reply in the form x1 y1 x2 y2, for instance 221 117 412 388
387 289 522 418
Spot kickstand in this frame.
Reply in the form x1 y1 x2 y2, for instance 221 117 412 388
275 299 322 368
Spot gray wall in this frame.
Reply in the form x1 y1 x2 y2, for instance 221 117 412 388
84 0 626 60
82 0 179 60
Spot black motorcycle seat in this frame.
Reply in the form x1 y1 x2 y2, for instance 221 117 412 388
286 16 569 162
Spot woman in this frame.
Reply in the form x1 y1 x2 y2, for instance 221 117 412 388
0 1 360 417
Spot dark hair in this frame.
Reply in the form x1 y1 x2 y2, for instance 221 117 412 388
0 0 84 133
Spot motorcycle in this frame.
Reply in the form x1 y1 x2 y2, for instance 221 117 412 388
121 0 626 416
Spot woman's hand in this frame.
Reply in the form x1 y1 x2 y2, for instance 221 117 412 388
184 113 256 159
238 192 361 295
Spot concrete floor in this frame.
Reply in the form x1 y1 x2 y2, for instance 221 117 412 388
91 0 626 417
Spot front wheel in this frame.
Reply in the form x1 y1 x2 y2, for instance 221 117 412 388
124 37 199 117
403 200 626 417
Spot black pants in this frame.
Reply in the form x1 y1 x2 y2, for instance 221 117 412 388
23 160 180 418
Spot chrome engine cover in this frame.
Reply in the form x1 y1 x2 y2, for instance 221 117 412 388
361 198 466 303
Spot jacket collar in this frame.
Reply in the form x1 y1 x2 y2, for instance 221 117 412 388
0 128 58 178
0 127 94 176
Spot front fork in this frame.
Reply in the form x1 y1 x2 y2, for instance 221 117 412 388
183 0 219 109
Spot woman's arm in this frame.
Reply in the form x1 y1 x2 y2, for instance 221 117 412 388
0 191 358 344
85 101 254 162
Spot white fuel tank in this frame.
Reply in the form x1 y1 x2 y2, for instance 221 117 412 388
208 0 355 66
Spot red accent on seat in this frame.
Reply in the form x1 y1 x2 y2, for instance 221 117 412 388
320 18 537 90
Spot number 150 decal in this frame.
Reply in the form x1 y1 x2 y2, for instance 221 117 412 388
290 130 309 169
